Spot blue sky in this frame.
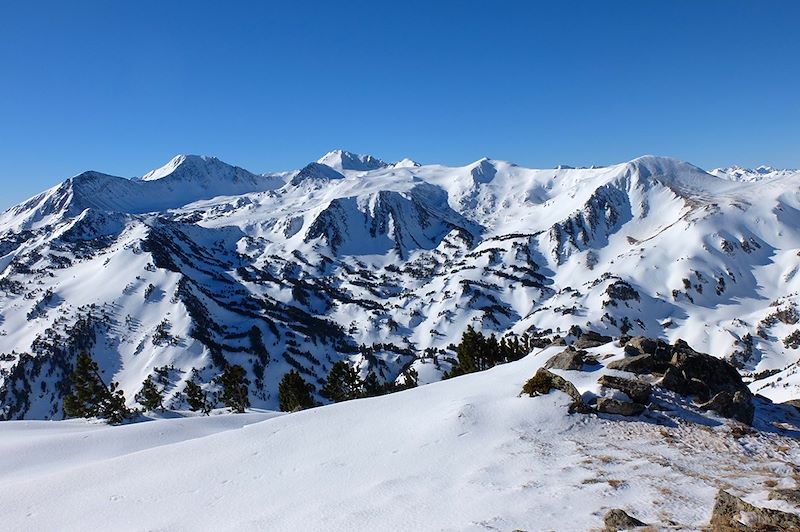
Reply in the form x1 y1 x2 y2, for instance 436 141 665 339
0 1 798 209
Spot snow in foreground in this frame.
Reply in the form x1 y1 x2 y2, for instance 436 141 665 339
3 348 799 531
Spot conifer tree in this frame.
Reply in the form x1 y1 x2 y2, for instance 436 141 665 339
63 352 107 418
101 382 132 425
362 371 385 397
63 351 132 424
320 361 363 402
184 377 212 415
217 364 250 413
399 367 419 389
278 370 316 412
135 375 164 411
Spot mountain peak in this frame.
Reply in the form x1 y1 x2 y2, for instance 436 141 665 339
141 154 227 181
316 150 388 172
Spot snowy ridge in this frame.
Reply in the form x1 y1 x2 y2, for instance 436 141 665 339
1 151 800 420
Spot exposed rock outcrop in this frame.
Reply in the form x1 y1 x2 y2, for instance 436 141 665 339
603 508 648 531
597 375 652 404
521 368 586 413
574 331 613 349
709 489 800 530
543 346 589 371
596 397 646 417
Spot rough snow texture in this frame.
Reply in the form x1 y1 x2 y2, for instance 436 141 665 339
2 346 799 531
1 151 800 419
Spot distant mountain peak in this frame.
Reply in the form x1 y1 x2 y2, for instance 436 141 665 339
708 164 799 182
316 150 388 172
141 154 254 183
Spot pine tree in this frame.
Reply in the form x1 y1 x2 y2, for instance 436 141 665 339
362 371 385 397
455 326 481 374
320 361 363 402
184 378 212 415
217 364 250 413
278 370 315 412
101 382 132 425
63 352 108 418
135 375 164 411
401 367 419 389
63 352 132 424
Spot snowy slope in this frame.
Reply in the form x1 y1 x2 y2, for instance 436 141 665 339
2 347 799 531
1 151 800 420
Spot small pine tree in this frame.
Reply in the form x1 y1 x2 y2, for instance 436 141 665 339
63 351 133 424
400 367 418 389
321 361 363 402
362 371 385 397
102 382 132 425
135 375 164 412
278 370 316 412
63 352 108 418
184 373 212 415
217 364 250 413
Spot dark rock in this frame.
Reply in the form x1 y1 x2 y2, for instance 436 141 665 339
607 354 668 375
549 335 566 346
521 368 585 413
782 399 800 412
574 331 613 349
660 367 709 398
603 508 647 530
709 489 800 530
623 336 671 359
543 346 588 371
660 341 754 424
623 336 656 356
596 397 646 417
770 488 800 506
597 375 652 404
697 391 755 425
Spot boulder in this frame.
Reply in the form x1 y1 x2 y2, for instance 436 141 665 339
709 489 800 530
607 354 668 375
521 368 585 413
543 346 589 371
549 335 566 346
574 331 613 349
623 336 671 359
769 488 800 505
596 397 646 417
597 375 652 404
603 508 647 531
660 340 754 424
697 391 755 425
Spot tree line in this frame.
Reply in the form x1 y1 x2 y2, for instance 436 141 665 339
62 325 531 423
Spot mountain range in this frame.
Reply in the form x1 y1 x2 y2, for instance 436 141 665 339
1 150 799 419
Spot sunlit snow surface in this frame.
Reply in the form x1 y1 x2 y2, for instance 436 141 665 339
2 348 799 531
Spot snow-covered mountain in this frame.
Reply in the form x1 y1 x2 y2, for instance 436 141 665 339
709 164 799 182
1 151 800 419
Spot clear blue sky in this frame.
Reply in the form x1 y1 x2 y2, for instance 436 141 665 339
1 1 798 209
